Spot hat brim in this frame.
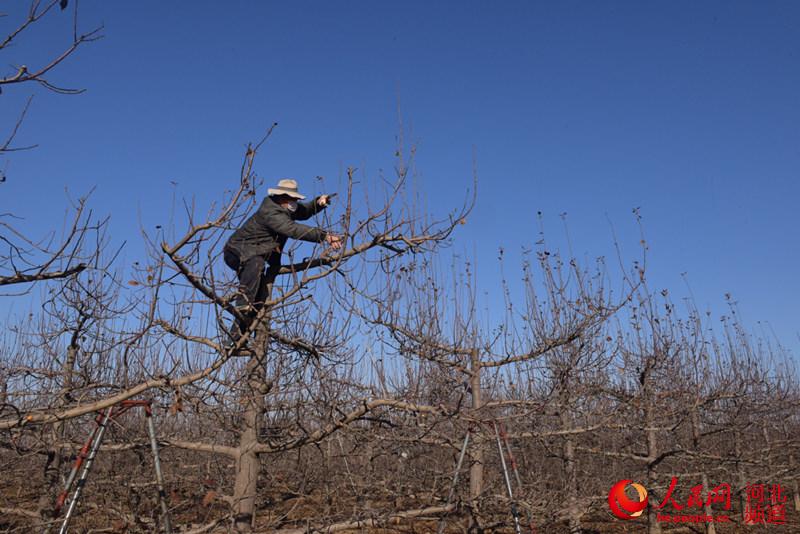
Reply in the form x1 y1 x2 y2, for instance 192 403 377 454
268 188 305 200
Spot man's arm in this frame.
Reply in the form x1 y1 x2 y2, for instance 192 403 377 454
266 210 327 243
293 196 327 221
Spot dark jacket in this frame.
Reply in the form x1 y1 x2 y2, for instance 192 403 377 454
225 196 328 263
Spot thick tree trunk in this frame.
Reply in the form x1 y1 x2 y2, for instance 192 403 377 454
734 429 751 525
232 289 272 531
233 380 263 531
691 409 715 534
790 452 800 512
469 350 483 505
38 343 79 523
37 425 64 522
560 408 581 534
645 402 661 534
785 424 800 512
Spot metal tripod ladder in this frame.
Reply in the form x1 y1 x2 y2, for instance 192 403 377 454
436 422 536 534
47 399 173 534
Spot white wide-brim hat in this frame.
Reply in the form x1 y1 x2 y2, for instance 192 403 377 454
267 179 306 200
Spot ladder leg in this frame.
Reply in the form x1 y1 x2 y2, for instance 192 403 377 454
58 407 112 534
499 423 536 534
436 430 471 534
51 423 100 518
44 424 101 534
494 423 521 534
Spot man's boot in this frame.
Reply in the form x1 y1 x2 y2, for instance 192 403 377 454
225 305 255 348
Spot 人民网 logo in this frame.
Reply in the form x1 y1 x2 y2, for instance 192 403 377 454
608 479 648 520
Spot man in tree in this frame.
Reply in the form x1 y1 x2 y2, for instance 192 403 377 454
223 178 342 339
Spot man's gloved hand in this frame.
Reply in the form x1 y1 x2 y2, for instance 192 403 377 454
326 233 343 250
317 194 331 208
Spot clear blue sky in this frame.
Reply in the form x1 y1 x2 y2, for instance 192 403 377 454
2 1 798 358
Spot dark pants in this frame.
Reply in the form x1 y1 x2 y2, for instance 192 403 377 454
223 246 280 342
224 246 267 308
